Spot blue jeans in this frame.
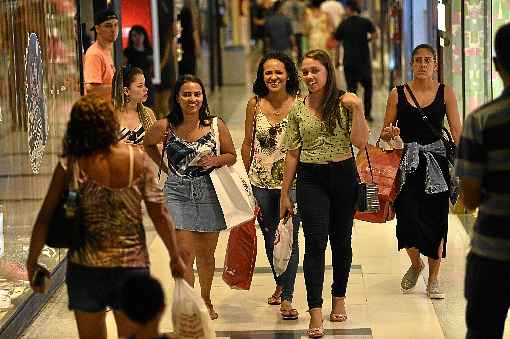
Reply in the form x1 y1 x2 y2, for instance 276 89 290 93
252 186 300 302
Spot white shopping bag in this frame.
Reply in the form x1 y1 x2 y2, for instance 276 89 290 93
273 216 293 277
171 279 216 339
210 117 256 229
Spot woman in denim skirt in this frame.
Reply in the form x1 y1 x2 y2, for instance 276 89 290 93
241 51 301 320
144 74 236 320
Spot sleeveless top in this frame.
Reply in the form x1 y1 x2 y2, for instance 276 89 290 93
67 146 165 268
248 98 289 189
119 124 145 145
396 84 446 145
165 121 218 178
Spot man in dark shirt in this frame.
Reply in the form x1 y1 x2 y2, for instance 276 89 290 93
456 23 510 339
331 0 377 121
264 1 296 56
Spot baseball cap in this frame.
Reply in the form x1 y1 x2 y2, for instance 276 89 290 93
90 8 118 31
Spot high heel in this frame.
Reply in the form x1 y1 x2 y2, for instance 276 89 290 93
307 308 324 338
330 297 348 322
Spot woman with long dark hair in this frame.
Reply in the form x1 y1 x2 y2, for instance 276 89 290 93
144 74 236 320
280 49 368 338
241 51 301 320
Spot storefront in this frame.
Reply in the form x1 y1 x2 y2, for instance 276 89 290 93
0 0 81 336
442 0 510 118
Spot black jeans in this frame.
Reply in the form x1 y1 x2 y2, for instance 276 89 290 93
296 159 358 309
344 65 373 118
465 252 510 339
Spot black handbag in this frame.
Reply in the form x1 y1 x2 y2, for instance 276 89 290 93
404 84 456 165
46 159 84 249
351 145 380 213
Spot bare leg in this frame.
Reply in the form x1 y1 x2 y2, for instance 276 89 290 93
176 230 197 286
73 310 107 339
193 231 220 319
405 247 424 270
428 239 444 285
113 309 138 338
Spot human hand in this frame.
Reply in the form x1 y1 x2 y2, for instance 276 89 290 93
381 121 400 140
27 262 50 294
340 92 363 112
279 193 294 220
170 255 187 279
197 155 220 169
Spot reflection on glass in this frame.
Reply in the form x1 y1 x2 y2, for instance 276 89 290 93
0 0 80 327
491 0 510 97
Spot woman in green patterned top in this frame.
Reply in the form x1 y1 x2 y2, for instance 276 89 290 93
241 51 301 320
280 49 369 338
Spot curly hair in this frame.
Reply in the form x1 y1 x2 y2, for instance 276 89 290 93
253 51 300 97
303 49 345 134
63 95 119 157
168 74 212 127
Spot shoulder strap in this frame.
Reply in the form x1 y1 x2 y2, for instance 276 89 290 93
158 121 172 182
404 83 442 139
128 145 134 187
212 117 220 156
250 98 258 164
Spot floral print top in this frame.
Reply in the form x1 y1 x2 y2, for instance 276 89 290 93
248 99 290 189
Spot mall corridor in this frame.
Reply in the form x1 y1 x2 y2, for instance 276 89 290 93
18 82 510 339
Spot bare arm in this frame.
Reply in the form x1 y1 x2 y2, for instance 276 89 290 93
143 119 169 174
217 119 237 166
380 88 400 141
279 149 300 219
444 85 462 145
26 163 66 291
241 98 257 172
341 92 369 149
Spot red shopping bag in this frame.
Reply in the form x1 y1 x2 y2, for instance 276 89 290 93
354 143 402 223
222 208 259 290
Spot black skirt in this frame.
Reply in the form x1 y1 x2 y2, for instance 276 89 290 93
394 153 449 259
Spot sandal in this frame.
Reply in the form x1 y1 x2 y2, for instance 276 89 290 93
205 303 218 320
280 308 299 320
401 260 424 293
267 287 282 305
307 308 324 338
330 313 348 322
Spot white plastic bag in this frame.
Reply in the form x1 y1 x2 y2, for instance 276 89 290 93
273 216 293 277
209 117 257 229
171 279 216 339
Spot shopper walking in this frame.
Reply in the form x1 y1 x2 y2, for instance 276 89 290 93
124 25 155 107
144 74 236 320
84 8 119 100
380 44 461 299
112 65 156 145
177 4 201 76
264 1 296 56
241 51 300 320
304 0 334 52
330 1 377 121
282 0 306 61
26 95 185 339
456 23 510 339
280 49 368 338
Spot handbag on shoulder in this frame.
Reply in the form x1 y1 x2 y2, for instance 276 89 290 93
404 84 456 166
46 158 84 249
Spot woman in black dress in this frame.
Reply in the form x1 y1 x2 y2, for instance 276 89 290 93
380 44 461 299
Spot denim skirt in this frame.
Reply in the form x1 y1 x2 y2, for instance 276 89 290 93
164 174 227 232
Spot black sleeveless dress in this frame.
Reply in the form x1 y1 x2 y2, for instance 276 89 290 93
394 84 449 259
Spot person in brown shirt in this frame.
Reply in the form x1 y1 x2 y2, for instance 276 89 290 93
84 8 119 100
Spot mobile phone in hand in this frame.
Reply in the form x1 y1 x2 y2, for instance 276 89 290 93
32 265 50 293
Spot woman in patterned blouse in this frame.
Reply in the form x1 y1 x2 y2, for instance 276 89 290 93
241 51 301 320
112 65 156 145
26 95 185 339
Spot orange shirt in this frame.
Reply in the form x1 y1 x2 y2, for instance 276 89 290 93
83 42 115 98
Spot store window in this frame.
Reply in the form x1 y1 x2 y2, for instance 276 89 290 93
491 0 510 97
0 0 80 328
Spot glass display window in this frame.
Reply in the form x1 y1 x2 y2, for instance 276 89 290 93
491 0 510 97
0 0 80 328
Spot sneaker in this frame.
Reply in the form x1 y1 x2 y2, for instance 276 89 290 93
401 261 424 293
427 281 445 299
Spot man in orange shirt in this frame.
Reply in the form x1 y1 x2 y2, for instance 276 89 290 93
84 8 119 100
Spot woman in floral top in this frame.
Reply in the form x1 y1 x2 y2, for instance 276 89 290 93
241 51 301 320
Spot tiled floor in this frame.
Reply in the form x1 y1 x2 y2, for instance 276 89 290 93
19 66 510 339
